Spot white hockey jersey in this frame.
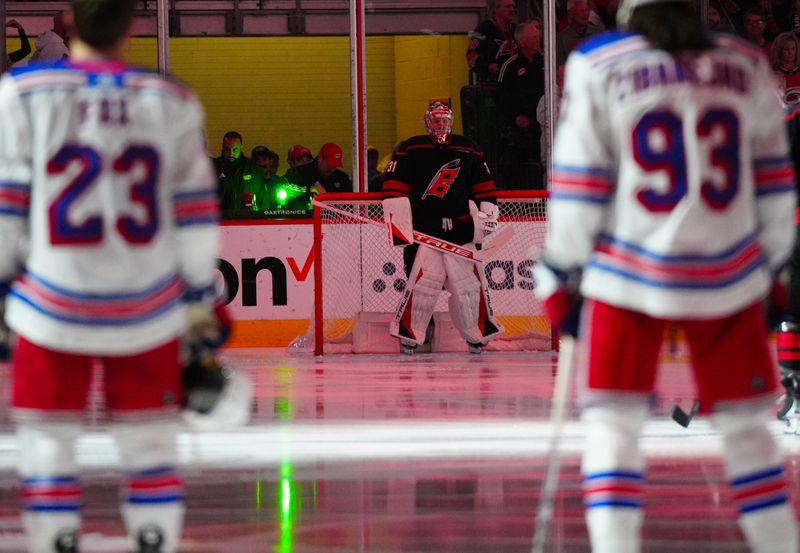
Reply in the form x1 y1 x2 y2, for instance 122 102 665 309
0 59 219 355
535 32 797 319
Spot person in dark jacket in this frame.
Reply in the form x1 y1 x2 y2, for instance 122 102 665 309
212 131 267 214
284 142 351 210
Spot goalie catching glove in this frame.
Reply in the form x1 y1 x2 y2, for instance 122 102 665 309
469 200 499 243
182 297 253 430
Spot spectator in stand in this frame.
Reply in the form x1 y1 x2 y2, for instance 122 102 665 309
742 8 773 54
466 0 518 88
287 144 314 169
29 10 72 62
771 31 800 104
718 0 744 30
556 0 604 65
367 147 380 190
251 146 294 211
591 0 615 29
496 19 545 189
266 148 281 176
285 143 352 209
212 131 267 214
4 20 32 71
536 63 566 168
707 2 737 33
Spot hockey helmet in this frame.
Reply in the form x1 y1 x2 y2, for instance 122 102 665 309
424 102 453 145
616 0 692 29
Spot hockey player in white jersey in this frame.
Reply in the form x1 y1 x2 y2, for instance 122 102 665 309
0 1 226 552
534 0 798 551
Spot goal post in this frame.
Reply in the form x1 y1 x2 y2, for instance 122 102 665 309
307 190 552 355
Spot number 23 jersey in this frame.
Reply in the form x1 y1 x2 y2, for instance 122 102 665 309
0 60 219 355
541 32 796 318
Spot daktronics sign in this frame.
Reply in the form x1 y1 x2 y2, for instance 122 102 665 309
218 222 538 322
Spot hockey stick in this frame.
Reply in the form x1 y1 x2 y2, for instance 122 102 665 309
777 393 794 420
530 335 576 553
671 400 699 428
312 198 514 264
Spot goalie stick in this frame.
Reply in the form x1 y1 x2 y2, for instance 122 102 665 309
312 197 514 264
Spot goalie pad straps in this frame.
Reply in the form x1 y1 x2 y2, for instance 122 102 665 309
383 197 414 247
17 423 82 553
581 400 649 553
711 405 798 553
391 246 446 346
112 421 185 553
444 253 503 344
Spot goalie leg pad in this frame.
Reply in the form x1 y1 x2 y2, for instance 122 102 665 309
581 400 649 553
443 254 503 344
391 247 446 346
711 404 798 553
17 422 82 553
111 421 185 553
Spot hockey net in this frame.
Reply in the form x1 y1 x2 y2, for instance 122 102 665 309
304 191 551 355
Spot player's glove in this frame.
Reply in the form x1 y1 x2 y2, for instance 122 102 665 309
544 289 583 338
182 295 253 430
184 301 232 355
538 258 583 338
469 200 499 243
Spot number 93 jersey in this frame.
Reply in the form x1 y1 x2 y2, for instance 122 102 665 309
0 60 219 355
543 32 797 319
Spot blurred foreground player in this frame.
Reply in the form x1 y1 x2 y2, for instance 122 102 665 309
534 0 799 551
383 102 503 354
0 1 231 551
776 104 800 432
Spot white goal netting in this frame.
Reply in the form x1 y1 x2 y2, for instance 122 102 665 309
298 191 552 355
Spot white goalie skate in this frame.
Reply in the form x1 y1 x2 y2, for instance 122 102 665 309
778 395 800 435
778 367 800 434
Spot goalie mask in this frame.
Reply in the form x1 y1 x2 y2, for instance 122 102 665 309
424 102 453 145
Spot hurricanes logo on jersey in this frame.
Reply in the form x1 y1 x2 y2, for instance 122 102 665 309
422 159 461 199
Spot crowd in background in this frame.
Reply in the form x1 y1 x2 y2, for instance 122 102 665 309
5 0 800 209
465 0 800 188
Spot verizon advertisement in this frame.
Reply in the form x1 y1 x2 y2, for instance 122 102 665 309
218 220 541 324
218 223 315 321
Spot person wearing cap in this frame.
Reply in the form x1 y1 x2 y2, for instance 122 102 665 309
212 131 267 214
284 142 352 210
251 146 297 211
287 144 314 169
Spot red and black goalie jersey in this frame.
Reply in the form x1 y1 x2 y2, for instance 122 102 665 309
382 134 497 245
